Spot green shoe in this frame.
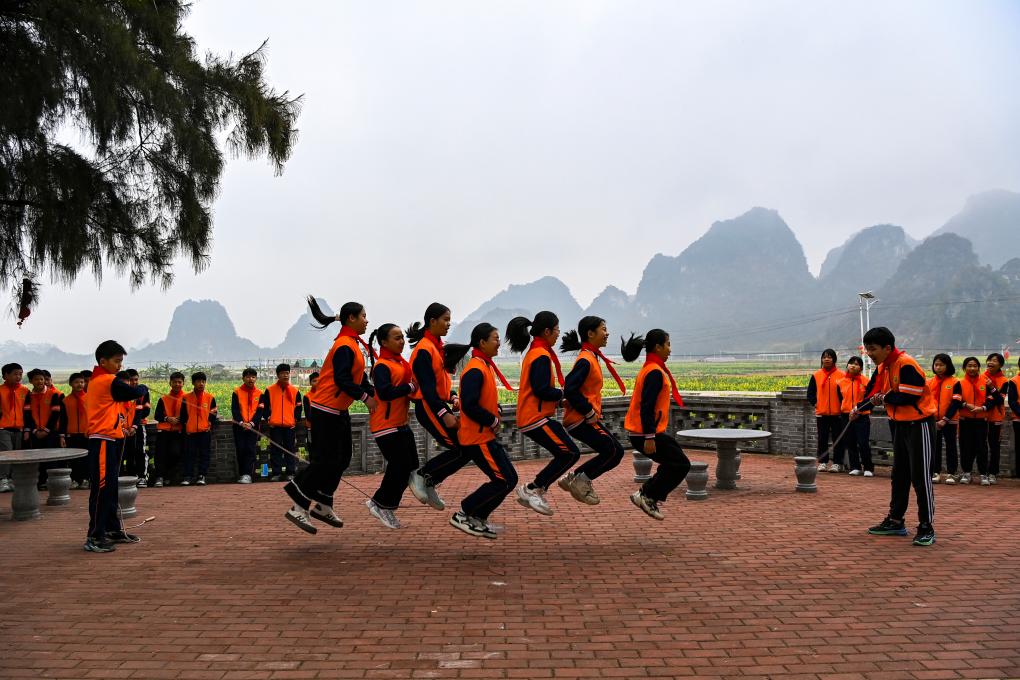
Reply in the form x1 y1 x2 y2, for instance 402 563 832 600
868 516 908 536
912 524 936 546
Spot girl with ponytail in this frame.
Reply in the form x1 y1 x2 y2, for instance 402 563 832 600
406 303 473 512
364 323 419 529
556 316 628 505
284 296 378 535
448 323 518 539
621 329 691 521
506 311 580 517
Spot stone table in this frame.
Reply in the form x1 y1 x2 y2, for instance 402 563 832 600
0 448 87 520
676 429 772 490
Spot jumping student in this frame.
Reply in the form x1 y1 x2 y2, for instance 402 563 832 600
928 354 962 484
61 373 89 489
449 323 518 539
1007 357 1020 478
807 349 845 472
958 357 991 485
0 363 29 493
836 357 873 476
231 368 263 484
622 330 691 520
406 303 470 512
558 316 628 504
983 353 1007 485
82 340 147 553
152 372 186 487
25 368 61 489
365 323 419 529
505 312 580 516
284 297 376 534
121 368 150 485
181 372 217 486
854 327 936 547
261 363 302 481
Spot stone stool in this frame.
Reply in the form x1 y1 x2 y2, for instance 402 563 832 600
46 468 73 506
118 476 138 518
632 451 653 482
794 456 818 492
685 462 710 500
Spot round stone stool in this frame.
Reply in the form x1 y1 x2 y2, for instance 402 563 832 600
118 476 139 518
685 462 710 501
794 456 818 493
46 468 73 506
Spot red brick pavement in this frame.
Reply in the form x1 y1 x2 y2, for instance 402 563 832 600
1 453 1018 680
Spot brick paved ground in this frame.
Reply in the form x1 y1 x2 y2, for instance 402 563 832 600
1 453 1018 680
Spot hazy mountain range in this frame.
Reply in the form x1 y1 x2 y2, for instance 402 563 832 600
3 189 1018 366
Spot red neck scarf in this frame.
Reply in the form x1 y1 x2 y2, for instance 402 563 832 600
530 337 564 387
471 349 515 391
866 348 904 399
582 342 626 395
240 383 256 392
380 347 413 384
424 330 445 359
339 326 378 362
168 388 183 398
982 370 1003 389
644 353 684 408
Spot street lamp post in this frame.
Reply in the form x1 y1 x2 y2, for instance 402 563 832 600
857 291 878 370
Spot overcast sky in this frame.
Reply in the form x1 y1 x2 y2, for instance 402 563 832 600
5 0 1020 354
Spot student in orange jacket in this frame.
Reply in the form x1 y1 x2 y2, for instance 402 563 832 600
854 327 937 546
61 373 90 488
807 349 845 472
181 371 218 486
260 363 302 481
928 354 962 484
152 372 186 487
82 340 148 553
365 323 419 529
982 352 1007 484
835 357 873 476
0 362 29 493
622 329 691 521
231 368 263 484
558 316 628 504
958 356 992 485
1006 357 1020 479
448 323 518 539
284 297 377 535
506 312 581 517
25 368 62 489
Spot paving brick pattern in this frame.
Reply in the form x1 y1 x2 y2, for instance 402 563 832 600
2 453 1018 679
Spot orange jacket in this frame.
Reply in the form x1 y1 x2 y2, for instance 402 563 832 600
516 344 562 429
928 376 962 423
625 362 671 436
458 356 500 446
983 371 1008 423
183 391 216 434
62 391 88 435
563 349 603 429
369 357 413 435
310 334 366 413
0 383 29 430
264 383 300 428
838 374 868 415
85 368 144 439
809 368 845 416
877 354 934 422
958 375 989 420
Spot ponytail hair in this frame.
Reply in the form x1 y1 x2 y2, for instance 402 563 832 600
559 330 581 353
307 295 364 330
505 311 559 353
440 323 495 375
621 329 669 362
407 302 451 347
368 323 399 367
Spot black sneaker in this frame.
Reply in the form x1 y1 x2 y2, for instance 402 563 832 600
83 537 116 553
913 524 936 546
107 530 141 544
196 476 206 486
868 516 908 536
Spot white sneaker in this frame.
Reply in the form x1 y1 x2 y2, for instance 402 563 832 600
944 475 956 485
153 477 164 488
630 491 664 520
980 475 990 486
849 469 862 476
863 470 874 477
961 473 972 484
515 484 553 516
284 506 317 534
366 499 402 529
309 502 344 528
0 478 11 493
931 473 941 484
408 470 429 505
988 474 997 485
238 475 252 484
829 464 842 473
817 463 829 472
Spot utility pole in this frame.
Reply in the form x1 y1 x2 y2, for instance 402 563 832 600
857 291 878 371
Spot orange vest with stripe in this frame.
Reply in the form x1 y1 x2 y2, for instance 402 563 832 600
624 363 671 435
157 393 184 432
458 357 499 446
880 353 935 421
409 335 453 404
184 391 214 433
370 358 412 433
1010 375 1020 421
958 376 988 420
812 368 844 416
63 391 88 435
516 345 559 427
563 349 604 428
28 390 59 430
86 374 128 439
265 383 299 427
233 386 263 424
0 383 28 430
839 374 868 414
121 399 135 431
928 376 961 422
984 372 1007 423
310 334 365 412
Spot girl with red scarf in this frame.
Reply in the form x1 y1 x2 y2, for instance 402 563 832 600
365 323 419 529
284 297 377 535
983 352 1007 484
61 373 89 488
836 356 873 476
807 349 845 472
621 329 691 521
958 356 992 485
506 312 581 517
558 316 628 504
927 354 962 484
